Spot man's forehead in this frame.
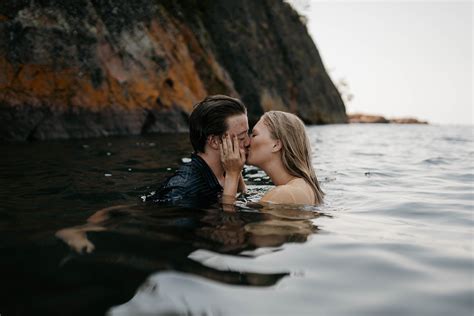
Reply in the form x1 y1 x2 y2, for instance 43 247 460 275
226 114 249 133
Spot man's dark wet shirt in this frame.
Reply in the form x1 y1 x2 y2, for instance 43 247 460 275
144 154 222 207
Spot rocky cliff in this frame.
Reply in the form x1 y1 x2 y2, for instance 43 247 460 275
0 0 347 141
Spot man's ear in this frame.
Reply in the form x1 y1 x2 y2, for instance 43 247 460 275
207 135 220 150
272 140 282 153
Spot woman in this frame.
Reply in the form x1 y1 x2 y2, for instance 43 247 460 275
220 110 324 205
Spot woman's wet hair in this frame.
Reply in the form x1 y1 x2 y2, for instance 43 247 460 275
262 111 324 205
189 95 247 153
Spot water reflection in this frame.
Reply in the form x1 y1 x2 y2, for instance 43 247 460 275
103 204 324 315
51 202 323 314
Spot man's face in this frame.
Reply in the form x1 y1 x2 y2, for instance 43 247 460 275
225 114 250 149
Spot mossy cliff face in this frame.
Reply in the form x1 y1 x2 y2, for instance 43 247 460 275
0 0 346 141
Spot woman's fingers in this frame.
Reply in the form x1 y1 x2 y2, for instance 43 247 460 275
225 134 234 154
219 139 225 162
239 147 246 163
221 134 245 163
235 136 246 163
232 135 240 155
221 134 228 155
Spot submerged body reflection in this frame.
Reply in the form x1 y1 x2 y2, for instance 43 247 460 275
54 202 323 314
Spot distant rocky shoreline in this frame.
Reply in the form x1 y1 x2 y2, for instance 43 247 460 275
348 113 428 124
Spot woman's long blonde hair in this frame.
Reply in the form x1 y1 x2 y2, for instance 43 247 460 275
262 111 324 204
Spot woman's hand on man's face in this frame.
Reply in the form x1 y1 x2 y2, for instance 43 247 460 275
219 134 246 176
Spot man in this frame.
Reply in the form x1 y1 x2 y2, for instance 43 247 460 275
56 95 250 253
145 94 250 206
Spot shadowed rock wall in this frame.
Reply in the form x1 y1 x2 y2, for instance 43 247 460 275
0 0 346 141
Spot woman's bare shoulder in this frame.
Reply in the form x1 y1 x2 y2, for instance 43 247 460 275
260 180 314 205
260 185 295 204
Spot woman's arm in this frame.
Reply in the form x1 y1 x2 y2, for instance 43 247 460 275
87 204 134 224
55 224 106 254
219 134 246 207
56 204 135 253
238 174 246 193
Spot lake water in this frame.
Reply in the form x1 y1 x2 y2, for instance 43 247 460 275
0 124 472 315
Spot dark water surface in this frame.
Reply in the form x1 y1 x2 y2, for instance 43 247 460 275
1 125 473 315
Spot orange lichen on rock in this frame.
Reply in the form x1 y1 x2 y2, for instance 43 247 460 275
0 16 212 114
176 20 237 97
17 64 62 98
0 56 15 90
0 56 78 108
147 19 208 112
71 79 109 110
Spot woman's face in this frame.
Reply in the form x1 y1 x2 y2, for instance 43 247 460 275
246 118 277 167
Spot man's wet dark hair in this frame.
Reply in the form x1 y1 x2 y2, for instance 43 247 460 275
189 95 247 153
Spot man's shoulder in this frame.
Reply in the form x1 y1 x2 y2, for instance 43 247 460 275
170 155 210 182
165 161 205 187
144 154 221 205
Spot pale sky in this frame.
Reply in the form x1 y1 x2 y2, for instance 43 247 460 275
288 0 473 125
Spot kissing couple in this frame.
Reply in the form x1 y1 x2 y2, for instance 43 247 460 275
146 94 324 207
56 95 324 253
